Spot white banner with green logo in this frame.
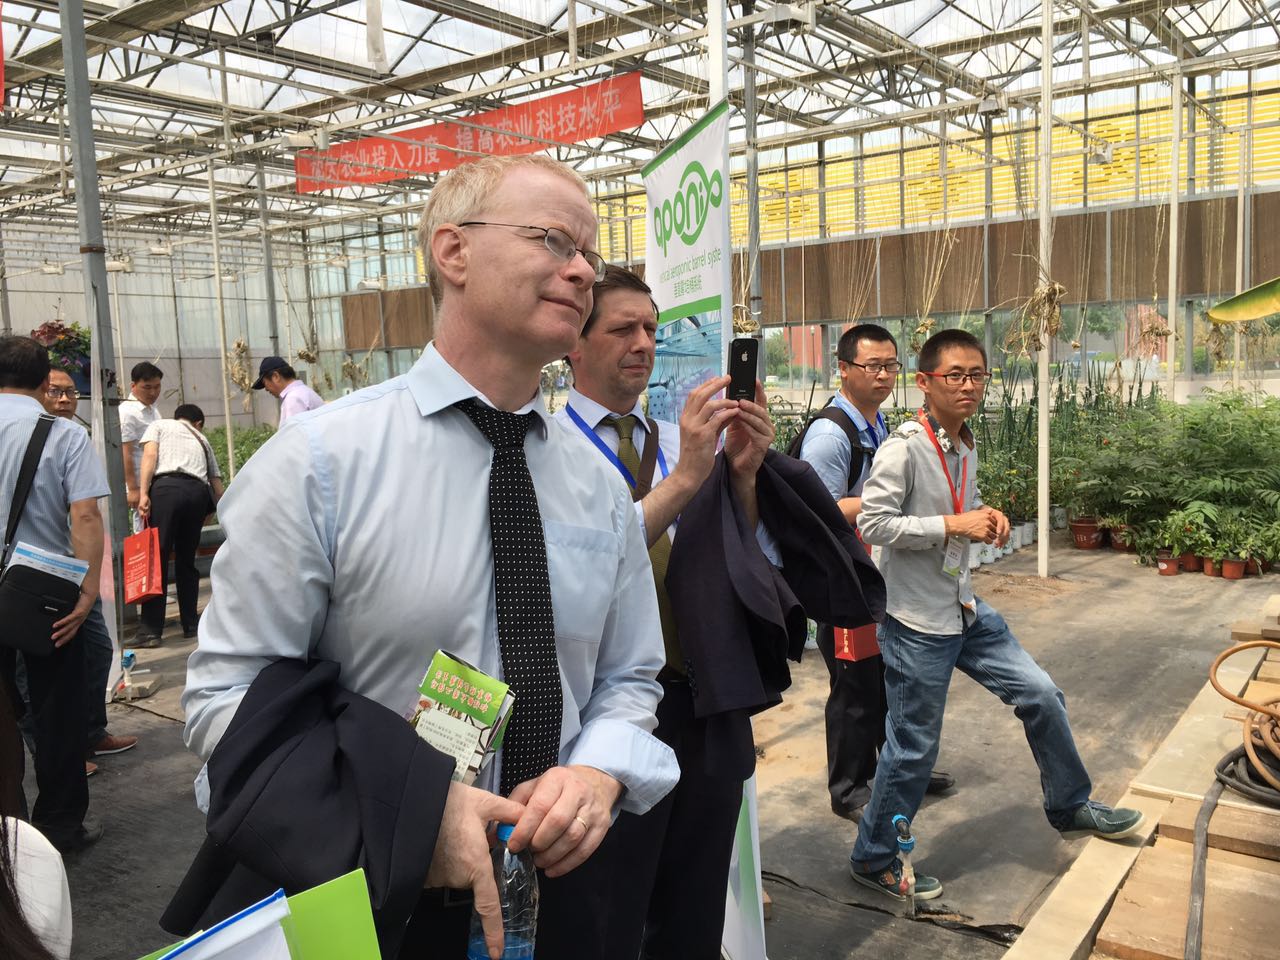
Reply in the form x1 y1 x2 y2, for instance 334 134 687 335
644 101 768 960
641 100 731 423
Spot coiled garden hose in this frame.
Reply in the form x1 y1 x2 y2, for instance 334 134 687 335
1184 641 1280 960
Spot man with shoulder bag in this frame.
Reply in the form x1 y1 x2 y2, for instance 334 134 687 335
0 335 108 853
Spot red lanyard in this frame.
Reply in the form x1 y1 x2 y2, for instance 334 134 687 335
917 411 967 515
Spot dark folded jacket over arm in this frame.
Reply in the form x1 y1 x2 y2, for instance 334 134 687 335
161 658 456 957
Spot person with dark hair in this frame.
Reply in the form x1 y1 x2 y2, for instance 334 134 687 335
39 373 138 773
797 324 955 823
847 327 1143 902
120 361 163 532
2 684 71 960
136 404 223 645
0 335 108 855
252 356 323 424
553 263 779 958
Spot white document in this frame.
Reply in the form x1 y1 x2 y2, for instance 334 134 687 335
158 888 292 960
8 542 89 586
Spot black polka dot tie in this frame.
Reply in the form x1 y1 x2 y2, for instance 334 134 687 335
456 398 563 794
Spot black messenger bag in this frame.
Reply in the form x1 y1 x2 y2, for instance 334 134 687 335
0 415 80 656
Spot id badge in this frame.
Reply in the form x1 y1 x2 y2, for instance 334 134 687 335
942 536 966 578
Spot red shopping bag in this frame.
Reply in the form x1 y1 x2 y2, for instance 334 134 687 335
834 623 880 662
123 525 163 604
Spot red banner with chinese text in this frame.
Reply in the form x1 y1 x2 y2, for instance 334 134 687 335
295 73 643 194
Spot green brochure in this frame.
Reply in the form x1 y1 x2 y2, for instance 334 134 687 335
410 649 514 785
137 869 379 960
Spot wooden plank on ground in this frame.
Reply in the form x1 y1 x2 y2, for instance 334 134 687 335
1004 793 1168 960
1257 661 1280 683
1095 838 1280 960
1260 594 1280 625
1263 624 1280 640
1242 680 1280 706
1231 619 1264 643
1158 796 1280 862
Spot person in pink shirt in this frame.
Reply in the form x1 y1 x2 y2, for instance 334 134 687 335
251 356 323 425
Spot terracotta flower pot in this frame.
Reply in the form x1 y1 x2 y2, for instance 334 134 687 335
1108 524 1136 553
1263 560 1274 574
1156 550 1179 576
1202 557 1221 577
1245 557 1260 576
1179 552 1202 572
1222 558 1247 581
1069 517 1105 550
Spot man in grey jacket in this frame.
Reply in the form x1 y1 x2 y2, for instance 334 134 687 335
847 328 1143 902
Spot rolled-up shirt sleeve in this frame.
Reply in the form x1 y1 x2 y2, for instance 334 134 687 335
856 435 948 550
182 425 334 762
565 489 678 816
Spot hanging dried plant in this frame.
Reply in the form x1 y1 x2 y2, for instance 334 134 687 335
228 337 255 411
1008 280 1068 355
908 316 936 355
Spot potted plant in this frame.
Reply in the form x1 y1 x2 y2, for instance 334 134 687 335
1163 508 1208 572
1213 519 1244 578
30 320 92 394
1098 512 1135 553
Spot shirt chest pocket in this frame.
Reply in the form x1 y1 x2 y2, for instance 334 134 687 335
543 519 622 645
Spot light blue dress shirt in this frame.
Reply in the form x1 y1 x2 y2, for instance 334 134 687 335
0 395 108 558
183 344 678 815
796 392 888 502
553 387 781 563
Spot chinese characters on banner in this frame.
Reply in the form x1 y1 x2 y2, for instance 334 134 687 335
295 72 643 193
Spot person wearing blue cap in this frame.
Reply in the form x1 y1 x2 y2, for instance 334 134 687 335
251 356 323 424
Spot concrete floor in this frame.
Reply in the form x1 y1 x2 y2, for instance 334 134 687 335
753 532 1276 956
39 538 1278 959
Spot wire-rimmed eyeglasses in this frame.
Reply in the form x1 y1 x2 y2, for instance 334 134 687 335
458 221 607 282
46 387 79 400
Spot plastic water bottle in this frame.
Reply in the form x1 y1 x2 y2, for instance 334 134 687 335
465 823 538 960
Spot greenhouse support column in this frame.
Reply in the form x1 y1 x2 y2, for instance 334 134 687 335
1166 79 1181 399
742 3 763 375
0 222 12 334
1228 129 1249 389
207 165 238 480
1035 0 1052 579
256 152 281 358
61 0 129 634
707 0 727 101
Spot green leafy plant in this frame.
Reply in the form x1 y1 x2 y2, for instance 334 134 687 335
204 425 276 481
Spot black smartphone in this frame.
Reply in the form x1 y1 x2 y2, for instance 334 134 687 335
727 337 760 401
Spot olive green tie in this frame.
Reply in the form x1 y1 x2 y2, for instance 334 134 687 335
608 415 684 675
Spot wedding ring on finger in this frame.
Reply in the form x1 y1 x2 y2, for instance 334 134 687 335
574 815 589 832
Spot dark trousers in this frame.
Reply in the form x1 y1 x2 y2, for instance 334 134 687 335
0 634 88 845
816 622 887 814
81 600 113 747
569 680 743 960
141 475 209 636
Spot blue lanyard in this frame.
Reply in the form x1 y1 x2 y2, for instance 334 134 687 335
863 411 887 452
565 405 670 489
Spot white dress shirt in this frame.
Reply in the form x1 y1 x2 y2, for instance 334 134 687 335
553 386 781 562
553 387 681 544
184 343 677 815
119 395 160 477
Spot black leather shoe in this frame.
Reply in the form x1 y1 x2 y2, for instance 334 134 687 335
926 770 956 794
52 818 104 855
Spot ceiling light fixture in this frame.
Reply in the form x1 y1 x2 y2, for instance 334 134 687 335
105 256 133 273
149 241 173 256
357 276 385 291
40 262 65 275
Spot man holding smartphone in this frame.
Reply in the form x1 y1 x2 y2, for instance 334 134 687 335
555 264 777 959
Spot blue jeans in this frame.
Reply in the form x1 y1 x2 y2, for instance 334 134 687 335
851 601 1092 872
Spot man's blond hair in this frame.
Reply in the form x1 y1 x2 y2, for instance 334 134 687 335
418 155 590 306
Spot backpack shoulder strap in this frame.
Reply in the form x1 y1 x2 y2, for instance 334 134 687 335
4 414 56 562
789 404 872 491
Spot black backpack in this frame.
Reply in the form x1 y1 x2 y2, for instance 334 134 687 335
786 404 874 493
